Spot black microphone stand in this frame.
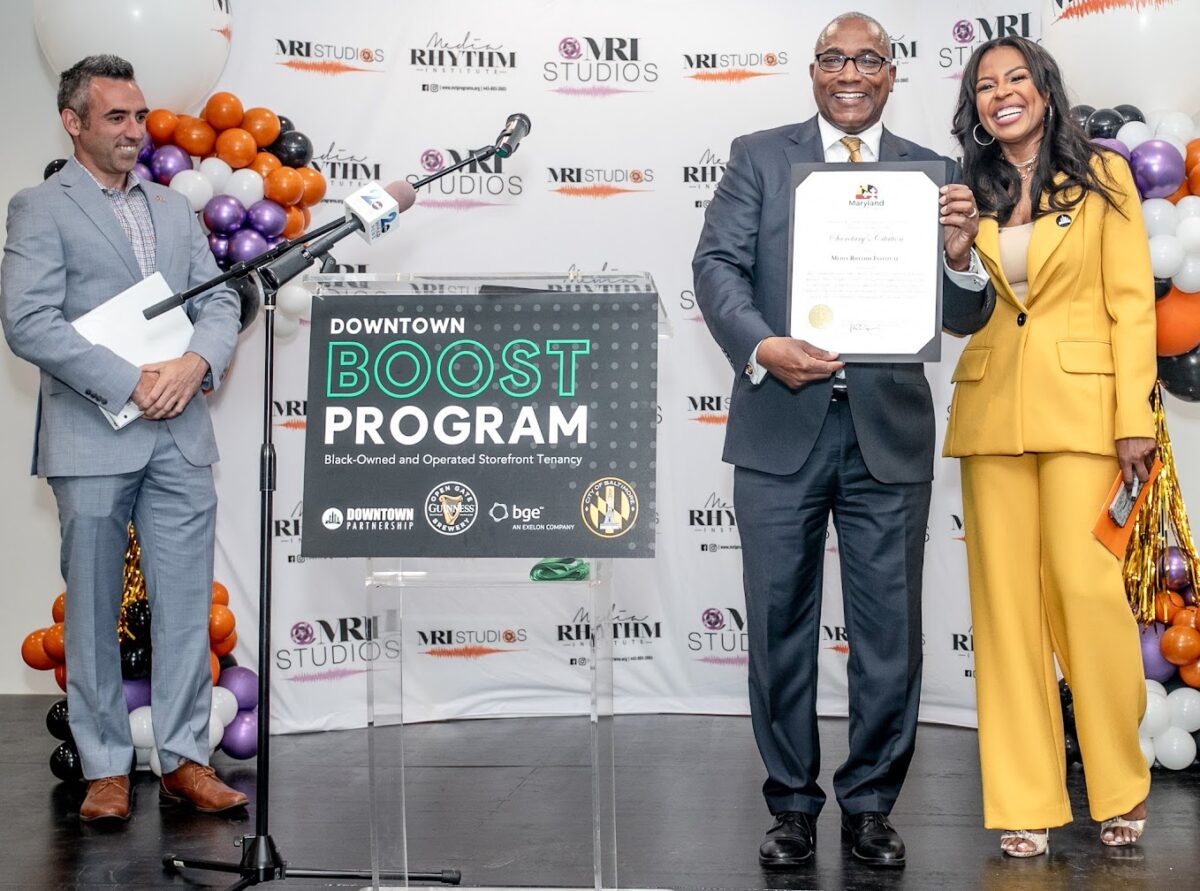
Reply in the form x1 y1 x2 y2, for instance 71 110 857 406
158 167 475 888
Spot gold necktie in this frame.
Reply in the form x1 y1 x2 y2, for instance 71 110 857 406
840 135 863 163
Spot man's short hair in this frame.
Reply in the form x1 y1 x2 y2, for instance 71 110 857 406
814 12 891 54
57 54 136 125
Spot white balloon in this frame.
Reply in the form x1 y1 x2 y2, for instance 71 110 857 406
1145 110 1169 135
1140 691 1171 738
134 746 152 769
1158 135 1188 164
1146 679 1168 699
1176 196 1200 222
208 713 225 753
1142 198 1178 238
1139 734 1157 769
128 705 155 749
168 169 214 214
33 0 231 113
1172 255 1200 294
1157 111 1196 144
1117 121 1153 152
148 747 163 778
1177 218 1200 254
1150 235 1186 279
198 157 233 193
221 169 266 209
1152 725 1197 770
211 685 239 727
1167 687 1200 733
276 282 313 320
273 312 301 342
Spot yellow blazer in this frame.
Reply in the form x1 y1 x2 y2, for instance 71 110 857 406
944 156 1157 458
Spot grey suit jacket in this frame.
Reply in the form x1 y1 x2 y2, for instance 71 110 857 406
1 161 240 477
692 116 994 484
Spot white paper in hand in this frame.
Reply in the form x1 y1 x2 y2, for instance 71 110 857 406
69 272 194 429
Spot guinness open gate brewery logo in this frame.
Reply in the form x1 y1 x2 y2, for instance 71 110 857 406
580 477 639 538
425 481 479 535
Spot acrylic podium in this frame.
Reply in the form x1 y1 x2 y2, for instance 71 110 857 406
302 272 666 889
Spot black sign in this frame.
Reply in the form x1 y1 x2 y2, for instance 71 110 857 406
301 288 657 557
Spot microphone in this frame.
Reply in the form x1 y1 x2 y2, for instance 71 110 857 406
494 113 531 158
258 181 416 289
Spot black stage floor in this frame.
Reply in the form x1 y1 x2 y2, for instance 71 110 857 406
1 694 1197 890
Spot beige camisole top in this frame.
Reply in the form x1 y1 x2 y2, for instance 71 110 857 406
998 222 1034 303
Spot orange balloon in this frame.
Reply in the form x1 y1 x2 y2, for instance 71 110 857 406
296 167 327 207
1172 605 1200 630
264 167 304 206
302 206 311 228
1155 590 1186 623
213 629 238 657
212 581 229 605
1190 164 1200 197
282 204 305 239
215 128 258 169
209 604 236 643
1165 180 1191 204
1155 287 1200 357
146 108 178 145
204 91 244 131
1181 657 1200 688
43 622 66 663
21 628 57 671
52 591 66 624
54 663 67 692
241 107 282 148
1186 139 1200 175
250 151 282 179
210 650 220 684
173 116 217 156
1161 624 1200 665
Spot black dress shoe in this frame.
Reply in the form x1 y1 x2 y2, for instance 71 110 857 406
841 811 905 867
759 811 817 869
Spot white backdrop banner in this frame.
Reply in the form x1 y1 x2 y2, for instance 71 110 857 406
203 0 1053 733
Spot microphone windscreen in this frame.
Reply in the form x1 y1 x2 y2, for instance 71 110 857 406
385 181 417 213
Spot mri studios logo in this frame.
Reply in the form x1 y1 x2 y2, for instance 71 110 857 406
547 164 654 199
681 48 789 83
543 35 659 96
273 37 386 75
410 148 523 209
275 610 401 680
1052 0 1179 19
939 13 1034 73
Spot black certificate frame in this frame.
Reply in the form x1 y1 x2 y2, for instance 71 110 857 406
785 160 947 363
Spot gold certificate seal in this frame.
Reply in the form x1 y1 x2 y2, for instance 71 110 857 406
808 304 833 329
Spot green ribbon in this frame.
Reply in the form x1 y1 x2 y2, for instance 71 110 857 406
529 557 590 581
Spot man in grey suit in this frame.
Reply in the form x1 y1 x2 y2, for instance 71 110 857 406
692 13 992 868
1 55 245 821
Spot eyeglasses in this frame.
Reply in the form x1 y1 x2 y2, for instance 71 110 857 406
814 52 891 75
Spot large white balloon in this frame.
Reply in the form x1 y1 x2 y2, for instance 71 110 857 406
1149 235 1186 279
198 157 233 193
169 169 214 214
1145 679 1168 700
1172 255 1200 294
1177 196 1200 222
1157 111 1197 145
1152 725 1197 770
273 312 301 342
1139 733 1156 769
1116 121 1153 152
1166 687 1200 733
276 282 313 321
222 169 266 209
211 685 239 727
134 746 152 769
1139 691 1171 738
128 704 155 749
1142 199 1178 238
208 714 225 753
32 1 231 113
1176 218 1200 255
1042 1 1200 112
148 747 163 777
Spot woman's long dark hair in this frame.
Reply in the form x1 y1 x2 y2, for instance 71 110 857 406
952 36 1124 223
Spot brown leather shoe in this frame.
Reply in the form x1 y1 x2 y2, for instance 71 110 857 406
160 760 248 813
80 775 131 822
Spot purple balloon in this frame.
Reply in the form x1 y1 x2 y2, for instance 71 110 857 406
1130 139 1186 199
137 132 154 164
122 677 151 712
132 162 153 183
245 199 287 239
220 709 258 760
207 233 231 263
1092 137 1130 161
217 665 259 711
1140 623 1178 682
264 235 284 248
1182 585 1197 606
228 228 269 264
1161 545 1191 590
202 195 247 236
149 145 191 186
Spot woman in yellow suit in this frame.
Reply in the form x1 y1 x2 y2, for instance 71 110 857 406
942 36 1157 856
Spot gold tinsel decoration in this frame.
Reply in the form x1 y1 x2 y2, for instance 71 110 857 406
1124 384 1200 625
117 524 147 643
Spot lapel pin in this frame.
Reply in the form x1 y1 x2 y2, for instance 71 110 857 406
1055 213 1070 227
154 195 167 202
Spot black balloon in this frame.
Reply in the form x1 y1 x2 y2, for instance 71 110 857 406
233 274 261 332
218 653 239 670
1114 104 1145 124
1086 108 1125 140
1064 732 1083 766
44 158 67 180
1159 346 1200 402
267 129 313 168
124 598 151 636
1155 277 1173 299
49 740 83 782
46 698 71 741
1069 104 1096 128
121 645 151 680
277 115 295 135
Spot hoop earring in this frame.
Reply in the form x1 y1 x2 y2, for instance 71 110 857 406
1044 105 1054 125
972 123 996 146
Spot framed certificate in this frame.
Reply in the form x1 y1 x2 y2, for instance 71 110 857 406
786 161 947 362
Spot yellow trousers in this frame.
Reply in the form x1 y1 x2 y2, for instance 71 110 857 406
961 453 1149 829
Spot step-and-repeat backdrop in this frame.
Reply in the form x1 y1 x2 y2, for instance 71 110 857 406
199 0 1146 732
